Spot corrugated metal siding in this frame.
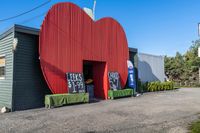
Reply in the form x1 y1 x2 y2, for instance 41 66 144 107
0 32 14 109
13 31 50 111
138 53 165 83
39 2 129 99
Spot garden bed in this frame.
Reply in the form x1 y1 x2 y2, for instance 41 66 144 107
45 93 89 108
139 81 174 92
108 89 134 99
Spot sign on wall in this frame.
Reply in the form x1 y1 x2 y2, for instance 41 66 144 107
108 72 121 90
66 73 85 93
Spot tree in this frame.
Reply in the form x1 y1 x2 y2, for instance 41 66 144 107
165 39 200 86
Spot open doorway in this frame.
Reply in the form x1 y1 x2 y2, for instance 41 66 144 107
83 61 94 99
83 60 107 100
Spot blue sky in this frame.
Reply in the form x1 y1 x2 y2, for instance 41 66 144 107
0 0 200 56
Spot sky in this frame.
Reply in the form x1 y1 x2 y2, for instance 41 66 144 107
0 0 200 56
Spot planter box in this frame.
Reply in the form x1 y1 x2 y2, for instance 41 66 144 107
45 93 89 108
108 89 134 99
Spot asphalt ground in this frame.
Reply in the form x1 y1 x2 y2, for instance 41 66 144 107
0 88 200 133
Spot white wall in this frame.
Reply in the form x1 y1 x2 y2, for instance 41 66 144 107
138 53 165 83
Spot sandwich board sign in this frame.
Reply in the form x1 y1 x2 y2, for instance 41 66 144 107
108 72 121 90
66 73 85 93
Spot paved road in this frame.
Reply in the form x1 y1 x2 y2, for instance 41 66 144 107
0 88 200 133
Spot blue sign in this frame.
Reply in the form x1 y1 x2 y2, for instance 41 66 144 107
128 67 136 89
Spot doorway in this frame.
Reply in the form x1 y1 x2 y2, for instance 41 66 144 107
83 60 107 100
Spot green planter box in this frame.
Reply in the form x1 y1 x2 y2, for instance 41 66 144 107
108 89 134 99
45 93 89 108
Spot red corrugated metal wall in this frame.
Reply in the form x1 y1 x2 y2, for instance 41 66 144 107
39 2 129 99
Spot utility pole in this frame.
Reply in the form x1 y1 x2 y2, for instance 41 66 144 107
198 47 200 83
198 23 200 83
83 0 96 20
93 0 96 20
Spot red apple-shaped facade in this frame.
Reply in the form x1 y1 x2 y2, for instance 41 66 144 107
39 2 129 99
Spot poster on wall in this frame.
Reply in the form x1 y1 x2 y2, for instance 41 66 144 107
66 73 85 93
108 72 121 90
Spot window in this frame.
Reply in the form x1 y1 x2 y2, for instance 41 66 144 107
0 56 5 79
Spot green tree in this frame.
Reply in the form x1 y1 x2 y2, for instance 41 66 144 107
165 39 200 86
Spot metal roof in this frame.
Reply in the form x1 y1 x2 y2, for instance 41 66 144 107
129 47 138 53
0 24 39 40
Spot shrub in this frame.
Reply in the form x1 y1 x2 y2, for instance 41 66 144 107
140 81 174 92
189 120 200 133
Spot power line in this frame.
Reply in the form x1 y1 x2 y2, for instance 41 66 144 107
18 11 47 25
0 0 51 22
0 11 48 33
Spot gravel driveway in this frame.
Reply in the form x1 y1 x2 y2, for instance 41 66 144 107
0 88 200 133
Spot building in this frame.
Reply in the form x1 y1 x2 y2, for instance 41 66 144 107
138 53 165 83
0 24 139 111
0 25 50 111
39 2 129 100
0 24 165 111
0 23 166 111
0 2 146 111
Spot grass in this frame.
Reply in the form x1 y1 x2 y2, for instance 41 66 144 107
189 120 200 133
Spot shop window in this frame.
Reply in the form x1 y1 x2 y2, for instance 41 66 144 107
0 56 5 79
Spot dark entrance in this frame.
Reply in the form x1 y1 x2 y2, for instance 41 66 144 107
83 60 106 100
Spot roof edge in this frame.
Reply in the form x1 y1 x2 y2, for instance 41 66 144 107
0 24 39 40
14 24 39 35
0 25 14 40
129 47 138 53
139 52 164 58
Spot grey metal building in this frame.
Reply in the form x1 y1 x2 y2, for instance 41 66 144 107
138 53 165 83
0 25 50 111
